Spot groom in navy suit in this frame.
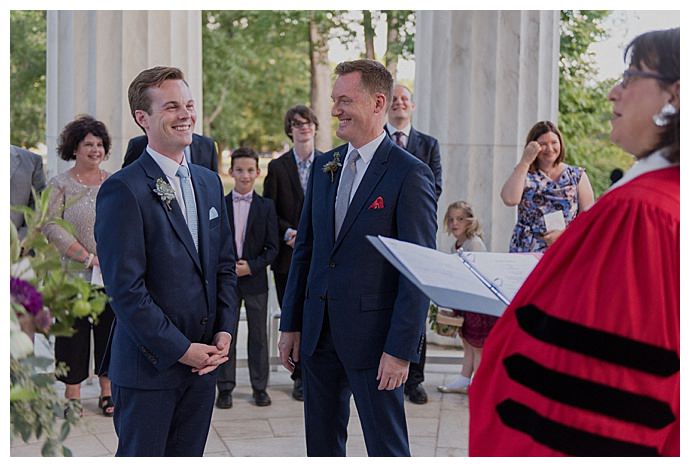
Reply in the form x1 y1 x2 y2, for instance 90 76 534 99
95 66 237 456
278 60 437 456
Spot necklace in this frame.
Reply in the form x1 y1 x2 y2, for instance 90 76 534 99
73 168 105 186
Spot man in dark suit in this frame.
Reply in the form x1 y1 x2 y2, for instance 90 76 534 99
95 66 237 456
278 60 437 456
386 84 442 200
122 133 218 172
385 83 443 405
10 145 46 239
215 147 279 409
262 104 322 401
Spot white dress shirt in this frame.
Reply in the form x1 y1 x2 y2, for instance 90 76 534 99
386 122 412 148
338 131 386 205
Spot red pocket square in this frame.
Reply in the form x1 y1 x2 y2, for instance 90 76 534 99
369 196 385 210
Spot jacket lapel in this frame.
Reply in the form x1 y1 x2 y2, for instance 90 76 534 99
406 127 419 154
243 191 260 253
333 138 392 251
140 153 202 274
326 145 348 248
188 135 199 165
285 150 304 202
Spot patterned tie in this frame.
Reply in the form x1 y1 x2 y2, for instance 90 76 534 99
394 131 405 148
334 150 360 237
297 159 309 193
176 165 198 251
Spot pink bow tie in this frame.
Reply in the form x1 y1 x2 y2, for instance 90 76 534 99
233 193 252 203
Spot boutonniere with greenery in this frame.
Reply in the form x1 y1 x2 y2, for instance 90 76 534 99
153 178 175 210
322 151 342 183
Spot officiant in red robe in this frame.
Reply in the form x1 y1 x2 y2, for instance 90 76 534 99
469 27 680 456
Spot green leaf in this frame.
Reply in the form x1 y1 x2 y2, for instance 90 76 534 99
59 421 71 442
41 439 57 457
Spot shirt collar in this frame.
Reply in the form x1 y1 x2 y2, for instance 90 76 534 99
146 145 190 179
386 121 411 137
292 149 314 166
347 131 386 165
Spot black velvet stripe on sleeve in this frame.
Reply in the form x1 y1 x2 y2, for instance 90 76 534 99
515 305 679 377
503 354 675 429
496 399 660 456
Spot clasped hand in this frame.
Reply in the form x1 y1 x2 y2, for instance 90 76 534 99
179 332 232 375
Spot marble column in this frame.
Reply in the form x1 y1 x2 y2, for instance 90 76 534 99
46 10 203 177
414 10 560 252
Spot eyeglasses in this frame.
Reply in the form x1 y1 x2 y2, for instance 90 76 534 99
620 69 675 89
291 120 312 129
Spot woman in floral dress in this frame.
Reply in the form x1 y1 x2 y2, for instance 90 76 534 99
500 121 594 252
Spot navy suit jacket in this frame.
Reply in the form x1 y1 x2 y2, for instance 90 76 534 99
262 149 323 275
279 135 437 369
385 126 442 200
226 191 279 296
95 152 238 390
123 133 218 172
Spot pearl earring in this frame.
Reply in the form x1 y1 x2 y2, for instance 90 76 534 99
652 102 677 127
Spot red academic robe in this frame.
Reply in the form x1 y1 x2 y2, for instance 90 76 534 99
469 166 679 456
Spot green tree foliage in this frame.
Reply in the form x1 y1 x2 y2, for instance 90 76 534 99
10 10 46 149
559 10 634 197
202 11 311 152
202 10 356 153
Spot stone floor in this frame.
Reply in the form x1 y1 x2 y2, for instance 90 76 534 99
10 343 468 457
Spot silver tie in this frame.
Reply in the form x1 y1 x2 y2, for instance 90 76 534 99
334 150 360 236
176 165 198 251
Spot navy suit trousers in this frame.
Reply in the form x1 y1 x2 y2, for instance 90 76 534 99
112 375 216 456
301 313 410 457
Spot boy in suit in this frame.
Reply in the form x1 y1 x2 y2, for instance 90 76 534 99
216 147 279 408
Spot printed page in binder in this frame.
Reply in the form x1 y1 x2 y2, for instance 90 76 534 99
368 235 542 317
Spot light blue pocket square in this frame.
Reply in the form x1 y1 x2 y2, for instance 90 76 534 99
209 206 219 220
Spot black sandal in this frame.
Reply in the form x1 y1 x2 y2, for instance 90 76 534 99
98 395 115 417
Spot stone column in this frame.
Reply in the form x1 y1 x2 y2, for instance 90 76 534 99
414 10 559 252
46 10 203 177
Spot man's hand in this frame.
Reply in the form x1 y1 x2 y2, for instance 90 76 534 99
192 332 232 375
278 331 300 373
213 331 232 357
376 352 409 390
236 260 251 277
179 343 222 370
286 230 297 249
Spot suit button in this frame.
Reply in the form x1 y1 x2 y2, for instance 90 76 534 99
200 317 208 325
319 295 326 301
329 262 336 268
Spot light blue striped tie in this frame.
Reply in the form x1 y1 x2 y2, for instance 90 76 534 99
176 165 198 251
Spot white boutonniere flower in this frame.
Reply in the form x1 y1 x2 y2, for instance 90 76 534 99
153 178 175 211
